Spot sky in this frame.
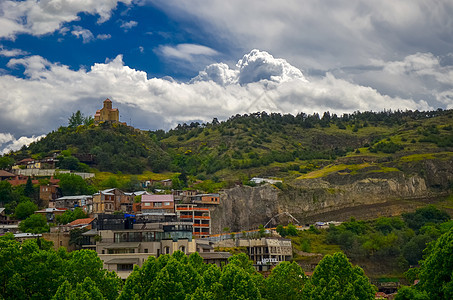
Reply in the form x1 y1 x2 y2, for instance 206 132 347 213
1 0 453 154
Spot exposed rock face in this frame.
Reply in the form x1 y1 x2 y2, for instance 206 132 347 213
210 185 279 234
210 158 453 234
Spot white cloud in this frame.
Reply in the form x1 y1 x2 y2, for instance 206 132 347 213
71 27 112 43
0 46 28 57
0 133 14 145
157 43 219 62
0 0 133 38
96 33 112 40
119 20 138 31
0 49 435 153
71 26 95 43
0 133 45 155
191 49 306 86
151 0 453 73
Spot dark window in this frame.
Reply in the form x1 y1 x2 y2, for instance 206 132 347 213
117 264 134 271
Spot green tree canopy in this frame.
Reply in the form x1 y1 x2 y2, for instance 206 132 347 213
0 156 15 169
19 214 49 233
265 261 307 299
24 177 35 198
305 252 376 300
416 228 453 299
56 173 96 196
56 207 88 225
68 111 93 128
0 236 121 300
14 200 38 220
402 205 450 231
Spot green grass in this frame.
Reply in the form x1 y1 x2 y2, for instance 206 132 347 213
367 167 400 173
298 163 371 179
91 170 175 187
399 152 453 162
290 229 341 257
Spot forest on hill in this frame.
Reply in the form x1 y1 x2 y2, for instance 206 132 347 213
7 108 453 183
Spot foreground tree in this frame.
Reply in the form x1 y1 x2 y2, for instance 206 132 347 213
416 228 453 299
0 236 121 300
304 252 376 300
265 261 307 299
119 252 202 300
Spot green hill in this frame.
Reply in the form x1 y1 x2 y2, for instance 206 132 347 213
7 109 453 184
24 122 171 174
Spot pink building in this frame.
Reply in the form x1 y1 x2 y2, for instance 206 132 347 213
141 194 174 214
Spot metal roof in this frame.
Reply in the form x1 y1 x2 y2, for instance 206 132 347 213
105 258 139 264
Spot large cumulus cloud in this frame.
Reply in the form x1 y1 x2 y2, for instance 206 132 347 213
192 50 306 86
0 49 435 155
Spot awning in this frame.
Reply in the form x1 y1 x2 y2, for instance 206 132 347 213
105 258 139 264
82 229 98 236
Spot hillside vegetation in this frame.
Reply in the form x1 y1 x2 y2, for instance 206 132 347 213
6 109 453 186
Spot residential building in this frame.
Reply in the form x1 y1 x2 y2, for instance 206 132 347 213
40 184 61 207
42 231 73 251
64 217 95 231
94 98 119 124
141 194 174 214
215 237 292 271
175 204 211 238
93 188 135 215
172 190 198 202
54 195 93 211
34 207 67 223
14 233 42 242
192 193 220 205
80 213 225 279
0 208 18 233
0 170 15 181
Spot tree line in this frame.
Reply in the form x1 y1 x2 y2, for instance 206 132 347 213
1 227 451 299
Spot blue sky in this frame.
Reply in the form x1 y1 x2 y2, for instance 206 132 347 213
1 0 453 154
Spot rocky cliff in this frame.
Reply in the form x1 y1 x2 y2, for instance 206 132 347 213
210 157 453 233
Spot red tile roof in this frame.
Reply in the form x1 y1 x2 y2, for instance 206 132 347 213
0 170 15 177
67 218 95 227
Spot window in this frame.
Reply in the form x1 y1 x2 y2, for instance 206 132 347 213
144 203 151 207
144 249 148 253
163 246 170 254
154 202 162 207
117 264 134 271
143 232 155 242
164 202 171 206
179 245 185 253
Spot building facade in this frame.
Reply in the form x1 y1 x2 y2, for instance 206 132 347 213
94 98 119 124
175 204 211 238
215 237 292 271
